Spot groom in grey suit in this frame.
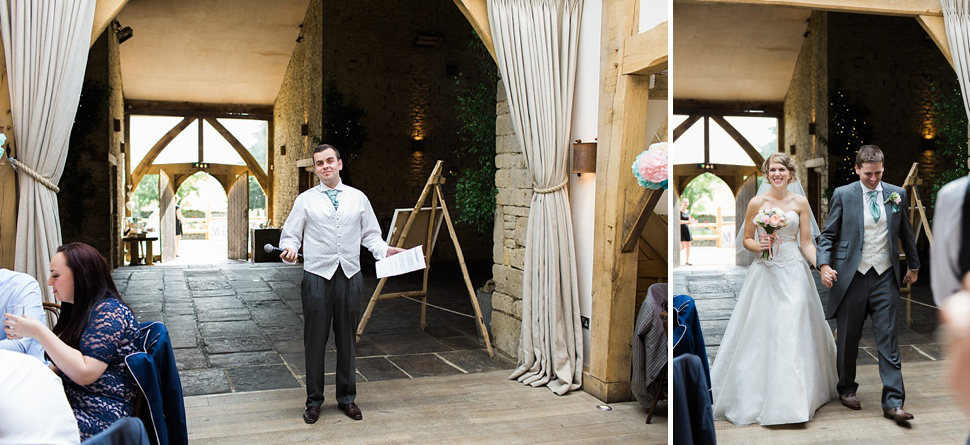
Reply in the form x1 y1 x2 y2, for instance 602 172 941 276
817 144 920 422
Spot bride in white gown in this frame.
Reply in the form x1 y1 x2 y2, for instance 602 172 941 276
710 153 838 426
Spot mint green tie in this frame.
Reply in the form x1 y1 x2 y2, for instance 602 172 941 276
325 189 339 210
867 190 880 223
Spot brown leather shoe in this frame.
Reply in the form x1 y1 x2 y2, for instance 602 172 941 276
884 406 914 422
303 405 320 424
339 402 363 420
840 393 861 410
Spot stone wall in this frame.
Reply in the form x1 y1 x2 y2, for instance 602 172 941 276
826 13 955 188
319 0 492 262
784 11 828 218
58 30 125 263
491 80 528 357
272 0 323 225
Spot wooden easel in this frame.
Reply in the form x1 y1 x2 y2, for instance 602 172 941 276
901 162 934 326
355 161 494 357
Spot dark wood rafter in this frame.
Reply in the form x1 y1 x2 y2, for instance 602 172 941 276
673 114 701 141
621 188 664 252
205 117 269 193
130 117 194 188
711 115 766 166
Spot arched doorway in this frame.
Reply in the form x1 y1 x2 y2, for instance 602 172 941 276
125 114 269 263
671 112 780 266
680 173 736 266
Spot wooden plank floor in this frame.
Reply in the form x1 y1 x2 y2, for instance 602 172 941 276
715 360 968 444
185 369 662 444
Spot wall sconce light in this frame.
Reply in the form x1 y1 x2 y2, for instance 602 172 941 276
116 26 133 44
411 137 425 153
113 119 121 132
572 140 596 176
790 144 796 156
808 122 816 135
301 123 308 136
280 145 286 157
921 136 936 151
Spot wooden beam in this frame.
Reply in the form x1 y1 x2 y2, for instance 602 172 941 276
588 0 650 404
673 115 701 142
711 115 766 166
622 21 668 76
675 0 942 17
131 117 194 187
452 0 497 62
144 163 249 177
0 38 14 269
620 188 663 252
640 214 669 262
91 0 128 48
674 163 759 194
917 15 953 68
204 118 269 193
125 100 273 120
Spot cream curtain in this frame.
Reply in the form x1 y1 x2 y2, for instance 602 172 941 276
0 0 95 299
488 0 584 395
942 0 970 119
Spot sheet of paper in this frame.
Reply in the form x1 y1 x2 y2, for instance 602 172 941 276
375 245 426 278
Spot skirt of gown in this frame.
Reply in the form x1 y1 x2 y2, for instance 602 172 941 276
710 255 838 426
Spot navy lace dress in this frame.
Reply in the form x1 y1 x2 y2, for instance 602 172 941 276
60 298 139 441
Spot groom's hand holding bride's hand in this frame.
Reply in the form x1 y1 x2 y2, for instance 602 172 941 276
819 264 837 288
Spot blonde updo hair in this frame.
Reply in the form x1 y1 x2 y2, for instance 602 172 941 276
762 153 797 184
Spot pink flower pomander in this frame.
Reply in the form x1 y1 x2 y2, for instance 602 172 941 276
637 151 667 183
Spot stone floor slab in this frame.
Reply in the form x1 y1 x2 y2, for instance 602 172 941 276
388 354 464 378
180 368 230 396
227 365 300 392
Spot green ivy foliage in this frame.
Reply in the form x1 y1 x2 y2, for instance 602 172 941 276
453 34 499 236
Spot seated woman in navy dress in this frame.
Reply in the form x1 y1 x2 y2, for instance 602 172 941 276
4 242 138 441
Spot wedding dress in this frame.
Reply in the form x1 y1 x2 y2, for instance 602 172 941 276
711 209 838 425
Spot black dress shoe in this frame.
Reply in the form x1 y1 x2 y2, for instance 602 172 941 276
339 402 363 420
884 406 914 422
303 405 320 424
840 393 861 410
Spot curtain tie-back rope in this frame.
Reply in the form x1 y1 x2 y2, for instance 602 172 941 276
534 179 568 194
7 155 60 192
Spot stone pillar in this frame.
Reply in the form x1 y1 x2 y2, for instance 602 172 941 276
159 170 175 263
227 173 250 260
491 80 529 358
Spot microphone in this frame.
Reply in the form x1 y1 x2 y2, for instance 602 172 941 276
264 244 303 260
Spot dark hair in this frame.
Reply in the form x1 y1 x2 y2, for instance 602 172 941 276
313 144 341 160
856 145 884 166
51 242 130 349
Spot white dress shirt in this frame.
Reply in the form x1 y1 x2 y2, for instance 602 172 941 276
858 182 892 275
0 268 46 362
931 176 968 304
279 181 389 279
0 350 80 444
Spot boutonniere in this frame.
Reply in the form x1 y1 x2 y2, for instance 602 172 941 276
884 192 901 213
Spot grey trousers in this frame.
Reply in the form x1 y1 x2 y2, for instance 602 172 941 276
835 268 905 411
302 267 362 407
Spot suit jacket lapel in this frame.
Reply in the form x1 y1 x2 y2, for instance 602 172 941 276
883 186 894 231
855 182 864 244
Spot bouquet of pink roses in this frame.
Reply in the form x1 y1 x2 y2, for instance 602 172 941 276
753 207 789 260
